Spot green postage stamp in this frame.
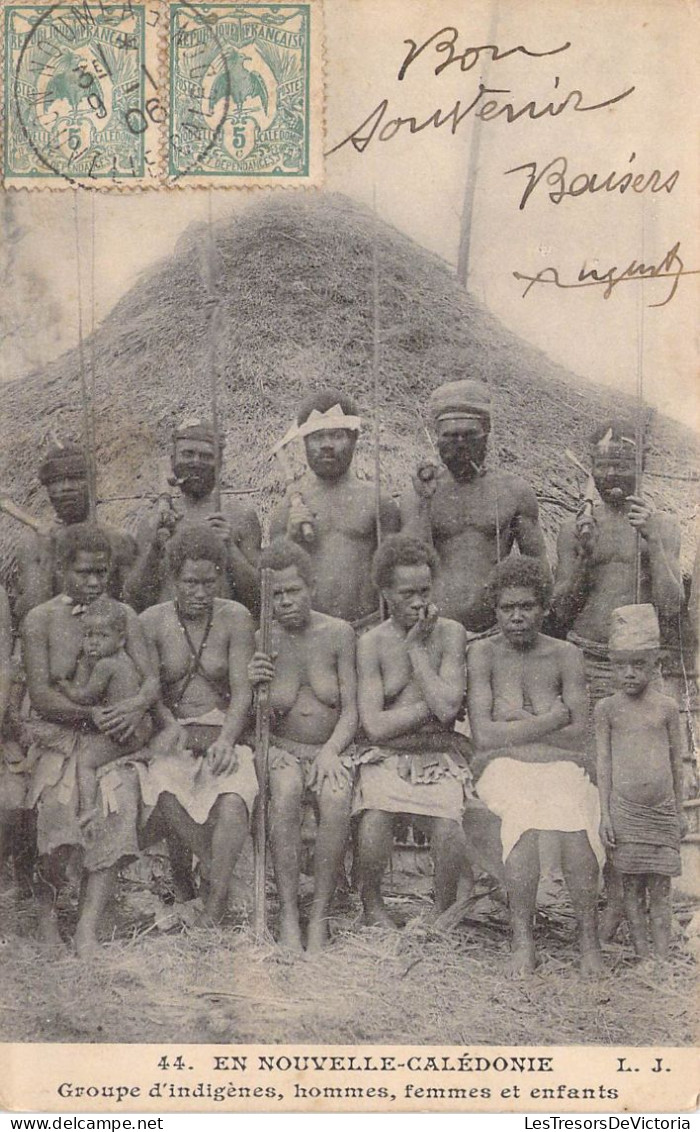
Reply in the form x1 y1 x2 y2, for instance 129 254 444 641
1 0 323 189
3 0 163 188
168 2 322 185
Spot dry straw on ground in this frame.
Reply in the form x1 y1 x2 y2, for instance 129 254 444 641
0 192 697 584
0 876 696 1046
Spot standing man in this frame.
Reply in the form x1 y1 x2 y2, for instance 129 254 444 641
248 539 357 953
15 444 137 621
552 418 690 940
125 419 261 614
469 557 604 976
552 419 690 781
354 535 471 926
270 390 401 625
400 380 549 633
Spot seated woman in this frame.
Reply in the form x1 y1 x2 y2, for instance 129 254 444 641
22 524 158 956
139 525 258 926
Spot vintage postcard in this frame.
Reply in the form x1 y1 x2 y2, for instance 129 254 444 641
0 0 698 1117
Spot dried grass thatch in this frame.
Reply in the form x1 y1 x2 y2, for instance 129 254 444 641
0 191 698 584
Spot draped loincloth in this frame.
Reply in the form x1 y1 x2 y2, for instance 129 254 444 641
475 753 605 870
268 735 355 794
137 710 258 825
610 792 681 876
352 736 472 822
22 717 142 871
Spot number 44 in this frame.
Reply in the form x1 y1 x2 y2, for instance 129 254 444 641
157 1055 188 1071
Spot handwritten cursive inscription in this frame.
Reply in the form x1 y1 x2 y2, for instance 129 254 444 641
506 153 680 210
397 28 571 81
513 242 698 307
327 81 636 157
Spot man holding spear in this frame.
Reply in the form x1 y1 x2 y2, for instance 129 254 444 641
125 419 261 615
552 418 688 937
14 443 137 621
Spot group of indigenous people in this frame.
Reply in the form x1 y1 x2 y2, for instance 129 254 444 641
0 384 695 975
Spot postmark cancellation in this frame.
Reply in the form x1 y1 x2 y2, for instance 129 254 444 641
1 0 324 188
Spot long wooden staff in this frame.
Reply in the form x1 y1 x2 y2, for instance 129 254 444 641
634 206 646 603
206 194 222 512
74 191 97 521
371 185 386 620
253 566 273 939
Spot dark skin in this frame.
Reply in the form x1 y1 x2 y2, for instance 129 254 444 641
22 550 158 956
270 429 400 623
596 653 686 961
552 447 682 639
125 438 261 614
401 418 549 631
140 559 255 925
469 586 602 977
15 475 136 622
356 562 470 927
248 564 358 952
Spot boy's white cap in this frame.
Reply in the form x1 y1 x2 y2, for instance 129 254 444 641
609 604 660 651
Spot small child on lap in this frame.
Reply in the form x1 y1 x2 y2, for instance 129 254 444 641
56 597 153 832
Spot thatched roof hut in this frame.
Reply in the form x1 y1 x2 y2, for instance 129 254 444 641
1 192 697 585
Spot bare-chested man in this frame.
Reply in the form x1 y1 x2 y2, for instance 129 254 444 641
248 539 357 953
139 525 258 926
355 535 471 926
469 557 604 976
553 419 683 659
126 419 260 615
401 380 549 632
22 525 158 956
270 390 400 625
552 419 688 938
15 444 137 621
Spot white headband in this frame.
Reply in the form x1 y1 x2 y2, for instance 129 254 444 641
272 404 363 454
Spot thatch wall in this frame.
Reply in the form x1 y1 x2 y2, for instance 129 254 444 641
1 192 697 585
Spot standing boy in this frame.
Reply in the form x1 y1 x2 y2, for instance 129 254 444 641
595 604 686 961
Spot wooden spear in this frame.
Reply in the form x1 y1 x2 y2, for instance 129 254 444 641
74 191 98 522
253 566 273 940
205 194 222 512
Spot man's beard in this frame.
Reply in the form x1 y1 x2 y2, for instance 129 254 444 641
172 462 216 499
595 475 635 505
439 439 488 480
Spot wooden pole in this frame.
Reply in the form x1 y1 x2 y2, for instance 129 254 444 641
206 194 222 512
73 191 97 521
253 566 273 940
634 205 646 603
456 0 500 288
372 182 385 620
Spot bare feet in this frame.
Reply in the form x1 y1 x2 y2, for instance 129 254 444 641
278 913 304 954
580 948 605 977
74 926 100 958
599 907 623 944
38 914 64 953
362 899 398 929
306 918 331 954
506 942 537 978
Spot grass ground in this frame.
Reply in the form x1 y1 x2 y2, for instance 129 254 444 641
1 852 696 1047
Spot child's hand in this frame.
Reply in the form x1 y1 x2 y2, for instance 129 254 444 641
678 809 689 839
599 815 616 850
